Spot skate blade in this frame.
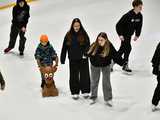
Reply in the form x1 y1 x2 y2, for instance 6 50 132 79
122 71 133 75
90 100 96 105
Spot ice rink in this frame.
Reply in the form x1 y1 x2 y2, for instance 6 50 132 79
0 0 160 120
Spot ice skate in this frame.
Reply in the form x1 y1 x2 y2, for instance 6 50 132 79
4 48 12 53
122 62 132 72
82 93 90 99
89 96 97 105
72 94 79 100
105 100 113 107
152 105 160 112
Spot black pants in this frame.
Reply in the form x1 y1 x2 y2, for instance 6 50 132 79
0 71 4 83
40 72 45 88
118 36 131 62
0 71 5 86
8 24 26 53
69 59 90 95
152 74 160 106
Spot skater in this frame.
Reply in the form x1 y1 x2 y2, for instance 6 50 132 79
0 71 5 90
87 32 125 106
4 0 30 56
35 35 58 89
114 0 143 72
60 18 90 100
151 42 160 112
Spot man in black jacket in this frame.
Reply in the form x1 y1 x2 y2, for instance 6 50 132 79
115 0 143 72
4 0 30 56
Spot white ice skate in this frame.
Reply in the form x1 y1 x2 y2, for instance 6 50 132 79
82 93 89 99
72 94 79 100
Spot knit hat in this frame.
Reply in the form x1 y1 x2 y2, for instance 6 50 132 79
40 34 49 43
17 0 25 3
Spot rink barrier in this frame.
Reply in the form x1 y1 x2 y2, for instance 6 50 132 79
0 0 37 10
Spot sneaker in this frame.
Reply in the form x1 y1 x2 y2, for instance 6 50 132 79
122 62 132 72
82 93 89 99
105 100 113 107
72 94 79 100
152 105 160 112
20 52 24 56
4 48 12 53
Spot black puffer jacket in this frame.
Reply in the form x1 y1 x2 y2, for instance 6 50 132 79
151 42 160 75
12 0 30 28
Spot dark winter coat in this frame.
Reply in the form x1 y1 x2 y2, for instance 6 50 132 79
12 1 30 28
151 42 160 75
35 42 57 66
88 43 124 67
60 32 90 64
116 9 143 37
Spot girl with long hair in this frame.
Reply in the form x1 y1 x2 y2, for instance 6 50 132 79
60 18 90 100
87 32 124 106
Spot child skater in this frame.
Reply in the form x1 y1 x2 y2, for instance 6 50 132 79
35 35 58 89
4 0 30 56
151 42 160 112
60 18 90 100
114 0 143 72
87 32 125 106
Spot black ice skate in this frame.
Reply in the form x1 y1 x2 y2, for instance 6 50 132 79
19 52 24 56
122 62 132 72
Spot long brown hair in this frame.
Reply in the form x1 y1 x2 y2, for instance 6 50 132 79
66 18 89 46
87 32 110 57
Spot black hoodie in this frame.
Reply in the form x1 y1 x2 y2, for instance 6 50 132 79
116 9 143 37
12 0 30 28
